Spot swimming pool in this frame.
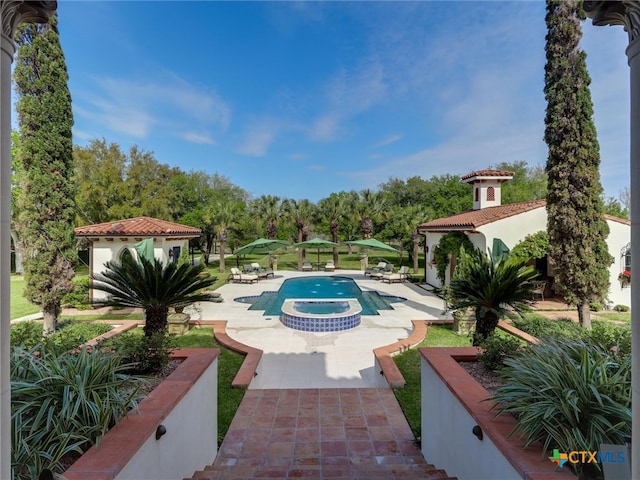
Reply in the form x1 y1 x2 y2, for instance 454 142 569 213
280 298 362 332
234 275 406 316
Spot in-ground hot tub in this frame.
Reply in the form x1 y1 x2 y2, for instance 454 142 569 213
280 298 362 332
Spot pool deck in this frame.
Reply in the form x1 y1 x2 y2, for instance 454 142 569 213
190 269 449 389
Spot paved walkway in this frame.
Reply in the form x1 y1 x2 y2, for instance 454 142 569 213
187 388 455 480
189 270 449 389
182 270 459 479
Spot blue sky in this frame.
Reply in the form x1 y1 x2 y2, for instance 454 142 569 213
48 1 630 203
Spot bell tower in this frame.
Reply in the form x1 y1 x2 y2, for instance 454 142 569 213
461 169 514 210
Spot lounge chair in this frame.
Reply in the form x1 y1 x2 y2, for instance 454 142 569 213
382 266 410 283
370 263 394 280
531 280 547 301
250 262 274 279
301 260 313 271
230 267 258 284
324 260 335 272
365 261 387 276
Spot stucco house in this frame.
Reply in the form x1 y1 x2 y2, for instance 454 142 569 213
74 217 202 301
417 169 631 308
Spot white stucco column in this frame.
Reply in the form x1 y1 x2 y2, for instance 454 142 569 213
0 28 14 480
0 3 57 478
586 2 640 477
628 34 640 480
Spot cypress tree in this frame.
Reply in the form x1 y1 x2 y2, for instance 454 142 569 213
544 0 610 328
14 16 76 335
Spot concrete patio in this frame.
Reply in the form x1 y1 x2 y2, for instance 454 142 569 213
188 269 449 389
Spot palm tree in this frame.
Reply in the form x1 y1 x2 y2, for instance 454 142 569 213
404 205 431 274
318 193 348 267
205 199 243 273
284 199 315 270
447 247 539 346
252 195 283 239
355 189 387 239
91 255 217 337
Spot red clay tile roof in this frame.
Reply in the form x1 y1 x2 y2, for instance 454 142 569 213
460 169 515 181
605 214 631 226
74 217 201 237
417 200 546 231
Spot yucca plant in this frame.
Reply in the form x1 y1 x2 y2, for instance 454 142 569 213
490 338 631 480
11 345 142 479
91 254 218 337
447 246 539 345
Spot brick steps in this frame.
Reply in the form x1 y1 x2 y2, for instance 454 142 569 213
187 463 456 479
184 388 456 480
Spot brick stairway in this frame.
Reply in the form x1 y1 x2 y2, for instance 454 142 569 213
185 388 456 480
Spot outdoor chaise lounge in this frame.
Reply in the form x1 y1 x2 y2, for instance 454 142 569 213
381 265 410 283
230 267 259 284
302 260 313 271
370 263 394 280
324 260 335 272
365 262 387 277
250 262 274 279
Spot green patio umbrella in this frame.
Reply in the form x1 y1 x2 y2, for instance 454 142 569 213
345 238 399 253
233 238 289 256
294 238 339 269
134 238 154 262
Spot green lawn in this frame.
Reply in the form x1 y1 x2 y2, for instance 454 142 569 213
205 247 424 283
595 311 631 323
11 276 40 319
171 327 245 444
392 324 471 438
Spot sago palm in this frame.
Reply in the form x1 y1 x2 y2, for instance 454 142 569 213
447 246 539 345
91 254 217 337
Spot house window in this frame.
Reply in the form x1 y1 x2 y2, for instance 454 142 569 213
486 186 495 201
119 248 133 264
622 243 631 271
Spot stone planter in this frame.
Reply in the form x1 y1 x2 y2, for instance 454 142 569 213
452 308 475 335
420 347 575 480
168 312 190 335
64 349 219 480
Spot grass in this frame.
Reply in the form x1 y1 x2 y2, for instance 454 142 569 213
205 247 423 282
392 324 471 438
11 276 40 319
595 311 631 323
171 327 245 444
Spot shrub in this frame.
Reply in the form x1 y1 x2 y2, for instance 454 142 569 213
11 345 142 479
512 315 583 340
11 321 112 352
61 277 91 309
613 304 629 312
105 331 174 374
47 322 112 353
10 321 43 348
490 338 631 480
589 301 603 312
479 333 521 371
584 321 631 357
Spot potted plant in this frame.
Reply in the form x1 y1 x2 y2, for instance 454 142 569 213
618 269 631 287
446 246 539 346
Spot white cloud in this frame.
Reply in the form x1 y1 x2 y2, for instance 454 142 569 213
372 134 402 148
236 120 279 156
181 132 216 145
73 72 231 141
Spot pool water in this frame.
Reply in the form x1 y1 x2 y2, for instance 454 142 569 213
235 276 405 315
293 300 350 315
